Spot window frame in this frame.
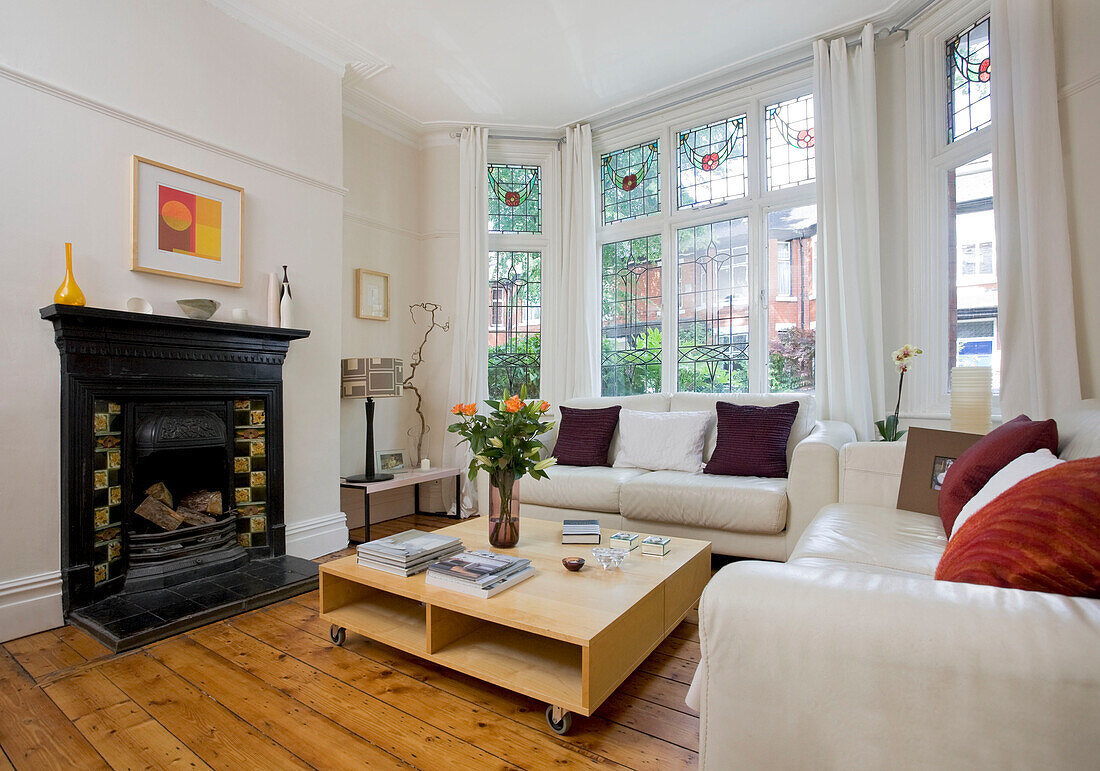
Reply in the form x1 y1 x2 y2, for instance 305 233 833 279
593 70 817 396
487 140 560 398
904 0 996 418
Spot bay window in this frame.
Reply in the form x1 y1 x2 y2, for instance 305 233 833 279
596 80 817 396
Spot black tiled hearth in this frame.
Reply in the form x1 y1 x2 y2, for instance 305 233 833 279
69 555 318 651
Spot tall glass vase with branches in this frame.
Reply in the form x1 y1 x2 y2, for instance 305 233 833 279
402 302 450 464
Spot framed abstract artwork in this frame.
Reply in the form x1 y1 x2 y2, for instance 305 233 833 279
131 156 244 287
356 269 390 321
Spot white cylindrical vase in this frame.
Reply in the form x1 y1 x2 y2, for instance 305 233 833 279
266 272 281 326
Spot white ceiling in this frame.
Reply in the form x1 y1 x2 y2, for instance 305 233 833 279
215 0 915 131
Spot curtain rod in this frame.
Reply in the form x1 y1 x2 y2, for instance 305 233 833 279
449 132 564 145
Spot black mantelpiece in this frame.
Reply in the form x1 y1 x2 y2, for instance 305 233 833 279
42 304 316 650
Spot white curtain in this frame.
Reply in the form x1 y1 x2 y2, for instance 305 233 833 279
443 126 489 516
991 0 1080 419
543 123 600 406
813 23 886 441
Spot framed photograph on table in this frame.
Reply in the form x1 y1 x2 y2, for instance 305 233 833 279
375 449 409 473
356 269 390 321
131 156 244 287
896 428 983 516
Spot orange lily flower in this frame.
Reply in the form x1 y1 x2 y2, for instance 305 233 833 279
538 401 550 412
462 403 477 416
450 403 464 415
504 395 524 413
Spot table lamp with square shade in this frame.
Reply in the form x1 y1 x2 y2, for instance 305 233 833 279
341 357 403 482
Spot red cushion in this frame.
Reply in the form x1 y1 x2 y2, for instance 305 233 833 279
552 406 621 467
936 457 1100 598
704 401 800 478
937 415 1058 534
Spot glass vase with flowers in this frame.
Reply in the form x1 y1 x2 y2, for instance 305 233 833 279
448 386 557 548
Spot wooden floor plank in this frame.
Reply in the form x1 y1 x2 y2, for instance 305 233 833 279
668 620 700 644
596 691 699 751
52 626 111 662
43 670 210 770
0 650 109 771
639 651 698 686
615 670 696 716
0 747 15 770
234 608 621 770
148 635 411 769
3 630 87 682
265 600 698 770
98 652 312 770
655 634 701 665
189 621 518 771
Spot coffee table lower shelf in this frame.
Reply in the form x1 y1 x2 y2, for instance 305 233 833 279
318 571 691 732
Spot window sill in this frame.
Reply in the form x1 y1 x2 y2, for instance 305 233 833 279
774 295 798 302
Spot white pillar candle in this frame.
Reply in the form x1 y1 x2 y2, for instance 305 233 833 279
951 366 993 434
421 458 430 470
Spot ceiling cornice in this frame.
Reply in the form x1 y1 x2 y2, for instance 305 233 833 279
211 0 941 144
204 0 389 74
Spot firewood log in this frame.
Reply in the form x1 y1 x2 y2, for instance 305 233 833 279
178 490 223 515
144 482 173 509
134 495 184 530
176 507 216 526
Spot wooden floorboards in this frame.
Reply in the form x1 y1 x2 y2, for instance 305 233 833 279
0 514 701 770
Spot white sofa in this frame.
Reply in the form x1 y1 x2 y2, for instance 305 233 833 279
495 393 855 560
688 398 1100 769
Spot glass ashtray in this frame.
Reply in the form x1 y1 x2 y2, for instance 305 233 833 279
591 547 628 570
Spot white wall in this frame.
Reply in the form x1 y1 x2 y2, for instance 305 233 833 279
340 122 460 518
0 0 345 640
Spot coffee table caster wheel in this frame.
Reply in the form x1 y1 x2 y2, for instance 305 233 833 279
330 625 346 646
546 705 572 735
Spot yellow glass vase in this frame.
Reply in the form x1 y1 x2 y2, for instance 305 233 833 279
54 242 86 306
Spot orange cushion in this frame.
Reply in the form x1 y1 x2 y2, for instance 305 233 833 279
936 457 1100 598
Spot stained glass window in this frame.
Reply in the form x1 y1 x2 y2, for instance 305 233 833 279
488 164 541 234
947 16 991 143
602 235 662 395
489 251 541 398
602 140 660 225
676 219 750 392
767 206 817 392
766 95 815 190
677 115 747 209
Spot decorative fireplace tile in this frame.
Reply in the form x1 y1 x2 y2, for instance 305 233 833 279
92 399 124 585
233 397 267 548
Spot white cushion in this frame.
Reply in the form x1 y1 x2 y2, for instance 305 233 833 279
789 503 946 576
613 409 712 472
519 465 648 512
619 471 789 534
1056 398 1100 460
552 394 670 466
950 449 1064 538
669 392 816 465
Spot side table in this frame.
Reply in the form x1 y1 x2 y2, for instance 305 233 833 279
340 466 463 543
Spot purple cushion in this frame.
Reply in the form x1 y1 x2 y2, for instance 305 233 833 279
704 401 800 478
552 406 622 467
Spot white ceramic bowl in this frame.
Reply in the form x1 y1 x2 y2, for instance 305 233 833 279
126 297 153 314
176 299 220 320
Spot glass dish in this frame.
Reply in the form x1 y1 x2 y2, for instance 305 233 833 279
591 547 628 570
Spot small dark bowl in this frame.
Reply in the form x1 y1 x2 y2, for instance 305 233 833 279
562 557 585 572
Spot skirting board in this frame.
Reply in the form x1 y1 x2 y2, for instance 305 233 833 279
285 512 348 559
0 570 63 643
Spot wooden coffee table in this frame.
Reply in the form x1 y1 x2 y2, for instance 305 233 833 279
319 517 711 733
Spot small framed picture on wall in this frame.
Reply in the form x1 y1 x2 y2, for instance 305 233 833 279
131 156 244 287
356 269 390 321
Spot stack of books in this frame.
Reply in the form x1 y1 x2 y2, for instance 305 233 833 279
562 518 601 544
426 550 534 597
356 530 464 576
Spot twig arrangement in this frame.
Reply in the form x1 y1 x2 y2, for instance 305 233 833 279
403 302 450 463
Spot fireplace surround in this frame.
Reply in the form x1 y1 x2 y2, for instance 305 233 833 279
42 304 318 650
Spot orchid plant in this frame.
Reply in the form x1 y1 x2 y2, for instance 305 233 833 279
877 344 923 441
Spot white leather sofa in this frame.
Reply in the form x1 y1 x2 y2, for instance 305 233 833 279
688 399 1100 769
490 393 855 560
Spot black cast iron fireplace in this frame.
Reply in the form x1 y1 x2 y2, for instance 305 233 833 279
42 304 318 651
